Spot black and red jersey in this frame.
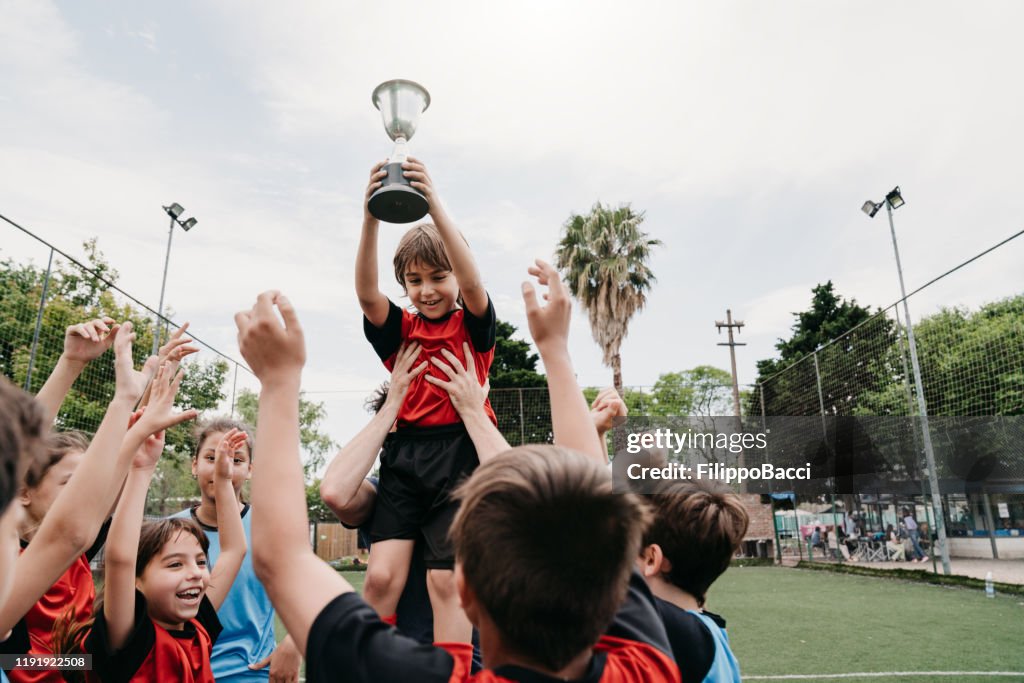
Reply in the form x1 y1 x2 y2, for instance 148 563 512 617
0 521 110 683
306 571 680 683
364 297 497 428
83 590 222 683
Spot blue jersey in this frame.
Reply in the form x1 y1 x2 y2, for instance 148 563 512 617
171 505 275 682
689 610 741 683
656 596 741 683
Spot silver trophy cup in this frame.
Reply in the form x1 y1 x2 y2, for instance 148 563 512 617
368 79 431 224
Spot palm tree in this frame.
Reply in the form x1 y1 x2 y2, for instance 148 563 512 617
555 202 661 395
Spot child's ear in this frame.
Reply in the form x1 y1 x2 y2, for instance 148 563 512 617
18 487 31 508
454 563 478 624
639 543 670 577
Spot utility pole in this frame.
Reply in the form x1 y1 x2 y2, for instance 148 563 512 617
715 309 746 419
717 310 747 492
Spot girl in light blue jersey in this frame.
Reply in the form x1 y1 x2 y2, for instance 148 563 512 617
171 417 301 682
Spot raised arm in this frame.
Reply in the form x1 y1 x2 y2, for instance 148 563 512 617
137 323 198 409
356 161 392 326
319 342 425 525
0 342 197 635
522 259 604 462
102 412 166 651
403 157 488 317
590 388 628 463
35 317 115 425
239 292 355 656
425 343 510 462
205 429 248 609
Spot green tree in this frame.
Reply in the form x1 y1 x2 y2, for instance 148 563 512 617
0 242 233 516
235 388 335 477
489 320 545 388
488 319 548 445
555 202 661 395
750 282 896 417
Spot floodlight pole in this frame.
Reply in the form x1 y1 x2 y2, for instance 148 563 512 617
152 215 176 356
884 201 951 576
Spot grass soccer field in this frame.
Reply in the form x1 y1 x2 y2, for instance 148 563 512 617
278 568 1023 682
707 566 1024 682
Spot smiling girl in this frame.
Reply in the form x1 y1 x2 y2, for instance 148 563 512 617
62 419 247 682
170 419 300 682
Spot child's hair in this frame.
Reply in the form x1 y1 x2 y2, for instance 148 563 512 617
392 223 453 293
642 479 749 605
23 430 91 490
0 377 46 512
193 417 255 463
364 381 390 415
450 445 648 672
52 518 209 668
137 518 210 577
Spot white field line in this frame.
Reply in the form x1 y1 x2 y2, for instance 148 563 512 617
745 673 1024 680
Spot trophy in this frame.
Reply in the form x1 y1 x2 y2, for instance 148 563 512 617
368 79 431 224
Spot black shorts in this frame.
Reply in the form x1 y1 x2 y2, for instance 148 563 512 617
368 423 479 569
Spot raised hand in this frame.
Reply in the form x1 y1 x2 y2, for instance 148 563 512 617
128 360 198 436
158 322 200 363
522 258 571 354
590 387 628 436
127 408 166 470
61 317 117 366
112 321 157 404
138 324 199 409
215 428 248 481
364 160 388 222
402 157 440 215
424 343 489 416
235 291 306 386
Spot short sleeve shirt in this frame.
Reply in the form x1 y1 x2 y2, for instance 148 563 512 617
1 521 111 683
84 591 222 683
305 571 679 682
364 297 497 428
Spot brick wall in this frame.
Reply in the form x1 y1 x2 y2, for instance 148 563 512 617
739 494 775 540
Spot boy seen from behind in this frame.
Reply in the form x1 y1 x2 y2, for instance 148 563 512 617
639 480 748 683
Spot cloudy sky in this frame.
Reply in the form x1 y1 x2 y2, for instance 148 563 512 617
2 0 1022 449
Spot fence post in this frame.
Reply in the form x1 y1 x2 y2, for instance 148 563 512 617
518 388 525 446
24 248 55 392
812 351 843 563
230 363 239 416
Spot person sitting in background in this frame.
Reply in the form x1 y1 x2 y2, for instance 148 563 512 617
885 524 905 561
810 527 826 559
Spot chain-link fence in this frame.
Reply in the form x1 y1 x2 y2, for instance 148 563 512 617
1 213 256 516
751 231 1024 562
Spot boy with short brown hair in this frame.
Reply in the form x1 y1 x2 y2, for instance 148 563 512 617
639 479 748 683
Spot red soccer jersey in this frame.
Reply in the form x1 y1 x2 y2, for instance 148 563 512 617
437 638 680 682
365 298 497 428
307 572 682 683
8 555 96 683
1 523 109 683
84 591 222 683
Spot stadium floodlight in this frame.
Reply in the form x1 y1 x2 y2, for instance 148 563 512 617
861 200 882 218
163 203 185 219
861 184 951 577
885 186 904 210
153 203 199 355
